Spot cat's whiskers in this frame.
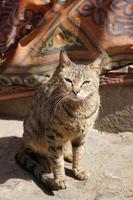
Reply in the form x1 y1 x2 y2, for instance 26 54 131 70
54 96 67 115
49 93 62 101
49 96 62 104
58 96 68 113
49 95 63 119
48 92 66 119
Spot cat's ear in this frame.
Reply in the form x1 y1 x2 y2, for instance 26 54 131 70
91 57 103 75
91 51 112 75
60 50 72 67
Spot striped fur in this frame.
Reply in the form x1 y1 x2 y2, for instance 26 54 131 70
15 51 102 190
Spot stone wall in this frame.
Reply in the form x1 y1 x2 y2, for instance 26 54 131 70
96 86 133 133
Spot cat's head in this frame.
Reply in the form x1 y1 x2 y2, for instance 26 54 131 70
56 51 110 101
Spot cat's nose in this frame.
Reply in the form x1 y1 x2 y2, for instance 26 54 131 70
72 87 80 95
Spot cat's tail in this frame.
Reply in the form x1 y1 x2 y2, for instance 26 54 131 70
15 147 45 179
15 147 58 190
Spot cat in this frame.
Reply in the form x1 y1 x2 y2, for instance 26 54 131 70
15 50 109 190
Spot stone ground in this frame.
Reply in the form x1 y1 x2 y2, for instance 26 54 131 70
0 119 133 200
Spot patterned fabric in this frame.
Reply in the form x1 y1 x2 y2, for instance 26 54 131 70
0 0 133 100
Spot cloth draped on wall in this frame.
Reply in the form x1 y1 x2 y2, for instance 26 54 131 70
0 0 133 100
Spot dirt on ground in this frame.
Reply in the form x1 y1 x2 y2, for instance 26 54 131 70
0 119 133 200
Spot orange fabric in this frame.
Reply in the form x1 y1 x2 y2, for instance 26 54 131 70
1 0 133 67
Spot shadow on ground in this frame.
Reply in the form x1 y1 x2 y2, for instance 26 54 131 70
0 136 25 184
0 136 57 195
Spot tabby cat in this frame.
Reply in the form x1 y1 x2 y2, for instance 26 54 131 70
15 51 108 190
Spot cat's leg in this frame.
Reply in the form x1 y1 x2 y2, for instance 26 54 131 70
37 154 51 173
63 141 73 163
49 145 69 189
72 136 90 180
46 133 69 190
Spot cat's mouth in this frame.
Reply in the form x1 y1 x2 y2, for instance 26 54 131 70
67 92 84 101
66 91 93 102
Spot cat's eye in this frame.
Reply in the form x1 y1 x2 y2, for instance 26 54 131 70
64 78 72 84
83 80 91 85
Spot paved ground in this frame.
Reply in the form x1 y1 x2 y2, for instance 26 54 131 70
0 119 133 200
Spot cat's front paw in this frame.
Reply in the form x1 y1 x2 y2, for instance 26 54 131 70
73 168 90 180
55 178 69 189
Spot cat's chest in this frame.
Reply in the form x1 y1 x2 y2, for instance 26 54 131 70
66 119 90 136
53 109 94 137
49 99 99 137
